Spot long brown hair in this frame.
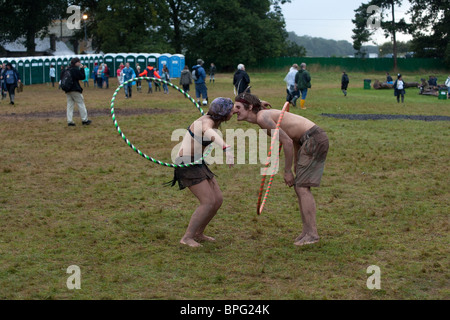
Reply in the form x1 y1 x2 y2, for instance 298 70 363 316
234 91 270 114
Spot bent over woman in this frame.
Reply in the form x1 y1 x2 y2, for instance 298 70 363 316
170 98 236 247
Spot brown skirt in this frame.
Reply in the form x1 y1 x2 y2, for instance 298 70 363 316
168 156 215 190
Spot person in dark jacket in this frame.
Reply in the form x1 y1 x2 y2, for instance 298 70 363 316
295 63 311 110
341 71 349 96
64 58 91 126
233 64 250 95
179 65 193 93
1 63 21 105
139 64 161 94
209 63 216 83
192 59 208 105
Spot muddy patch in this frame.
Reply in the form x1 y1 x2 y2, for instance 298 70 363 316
321 113 450 122
0 108 179 120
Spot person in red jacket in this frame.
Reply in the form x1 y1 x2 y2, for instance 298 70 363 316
139 64 161 94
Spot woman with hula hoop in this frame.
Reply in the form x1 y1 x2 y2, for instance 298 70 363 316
170 97 236 247
234 92 329 246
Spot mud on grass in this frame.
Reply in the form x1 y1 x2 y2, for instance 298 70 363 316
0 73 449 299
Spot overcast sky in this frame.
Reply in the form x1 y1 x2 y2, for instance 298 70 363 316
280 0 413 44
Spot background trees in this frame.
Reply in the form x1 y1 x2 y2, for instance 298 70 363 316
0 0 67 55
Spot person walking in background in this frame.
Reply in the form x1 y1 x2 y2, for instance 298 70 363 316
117 63 124 85
59 65 67 90
386 72 394 84
62 58 91 126
394 74 406 104
96 64 104 89
103 63 110 89
180 65 193 93
2 63 21 105
284 64 299 106
295 63 311 110
192 59 208 105
139 64 161 94
122 62 135 99
49 65 56 87
154 68 162 92
233 64 250 95
161 65 170 94
341 71 349 97
93 62 99 88
136 64 142 92
83 65 90 88
209 63 216 83
1 63 7 99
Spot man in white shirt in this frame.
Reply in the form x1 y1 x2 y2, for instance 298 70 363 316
49 65 56 87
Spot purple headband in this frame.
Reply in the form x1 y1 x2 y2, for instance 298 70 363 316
208 97 234 120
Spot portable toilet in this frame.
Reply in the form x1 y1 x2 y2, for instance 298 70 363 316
88 55 95 75
9 58 17 70
136 54 147 74
159 53 172 75
62 56 70 69
30 58 42 85
23 59 32 85
114 53 126 72
147 53 160 69
170 54 183 78
125 53 137 71
104 53 116 75
43 57 51 83
16 59 24 84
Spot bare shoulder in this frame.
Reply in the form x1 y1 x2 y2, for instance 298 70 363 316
256 110 278 128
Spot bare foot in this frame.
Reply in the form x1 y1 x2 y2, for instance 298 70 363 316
195 234 216 242
294 234 319 246
180 238 203 247
295 232 307 242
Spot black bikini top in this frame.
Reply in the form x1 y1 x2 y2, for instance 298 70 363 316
187 126 213 146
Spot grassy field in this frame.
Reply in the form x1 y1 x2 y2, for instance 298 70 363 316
0 70 449 300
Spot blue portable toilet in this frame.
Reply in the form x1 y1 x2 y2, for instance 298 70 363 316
170 54 182 78
159 53 172 76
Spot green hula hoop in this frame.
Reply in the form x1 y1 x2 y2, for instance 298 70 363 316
110 76 213 168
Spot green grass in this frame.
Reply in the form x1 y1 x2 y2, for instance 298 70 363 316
0 71 449 300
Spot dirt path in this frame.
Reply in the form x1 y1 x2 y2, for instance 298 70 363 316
321 113 450 122
0 108 178 120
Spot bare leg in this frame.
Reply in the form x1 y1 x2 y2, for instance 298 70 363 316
294 186 320 246
180 179 221 247
194 178 222 241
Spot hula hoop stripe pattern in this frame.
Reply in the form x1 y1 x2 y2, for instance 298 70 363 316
257 102 290 215
110 77 213 168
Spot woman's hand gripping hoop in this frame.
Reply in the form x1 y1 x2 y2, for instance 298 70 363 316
110 77 213 168
257 102 290 215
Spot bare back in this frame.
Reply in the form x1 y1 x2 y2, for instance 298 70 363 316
256 109 316 142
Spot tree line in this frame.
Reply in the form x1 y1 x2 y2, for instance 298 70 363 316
0 0 305 70
352 0 449 68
